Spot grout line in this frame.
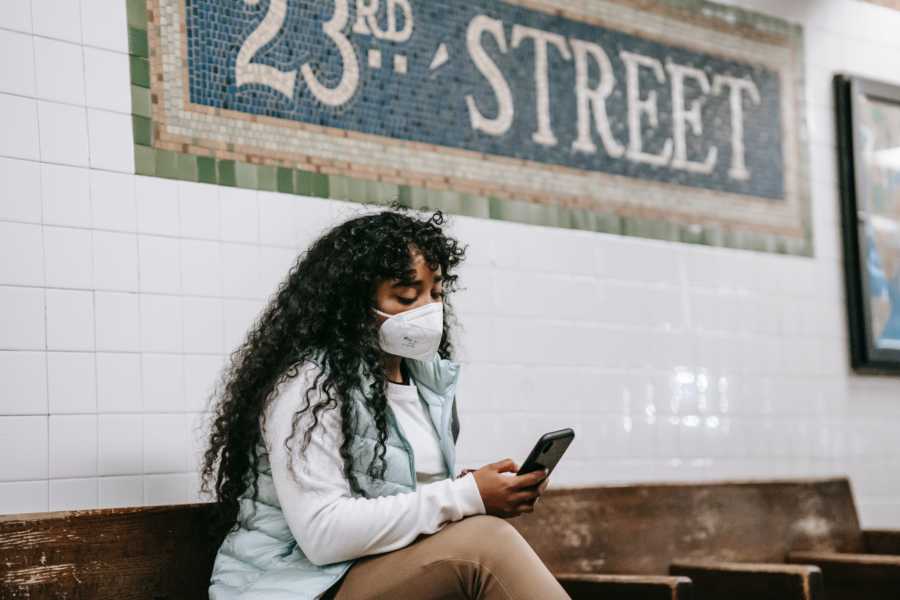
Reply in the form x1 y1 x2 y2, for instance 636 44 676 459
27 0 53 512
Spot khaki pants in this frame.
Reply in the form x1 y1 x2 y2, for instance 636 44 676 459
323 515 570 600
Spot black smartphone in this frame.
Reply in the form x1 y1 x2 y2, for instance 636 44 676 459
517 428 575 476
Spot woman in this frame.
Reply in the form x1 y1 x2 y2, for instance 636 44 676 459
201 206 569 599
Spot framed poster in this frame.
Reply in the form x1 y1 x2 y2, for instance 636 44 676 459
835 75 900 373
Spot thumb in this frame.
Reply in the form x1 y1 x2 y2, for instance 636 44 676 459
494 458 518 473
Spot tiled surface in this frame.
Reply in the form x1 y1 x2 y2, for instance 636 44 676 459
0 0 899 528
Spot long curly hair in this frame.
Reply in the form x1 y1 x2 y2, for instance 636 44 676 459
199 204 467 541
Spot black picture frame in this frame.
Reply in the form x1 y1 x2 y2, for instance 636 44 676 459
834 74 900 374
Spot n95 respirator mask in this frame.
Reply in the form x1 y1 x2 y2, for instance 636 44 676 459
372 302 444 361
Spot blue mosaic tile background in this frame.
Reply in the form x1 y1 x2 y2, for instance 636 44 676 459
185 0 785 200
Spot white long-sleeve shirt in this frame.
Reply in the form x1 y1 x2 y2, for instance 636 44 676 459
384 378 448 484
261 362 485 566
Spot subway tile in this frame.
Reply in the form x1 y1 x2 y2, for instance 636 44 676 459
45 288 94 351
0 30 36 96
141 354 185 413
223 299 263 353
137 235 180 294
31 0 82 43
49 414 97 478
81 0 128 52
180 239 222 297
98 414 142 476
182 296 224 354
0 94 40 160
47 352 96 413
98 475 143 508
94 291 140 351
446 216 496 267
0 1 34 34
91 170 136 231
33 37 85 105
184 354 225 413
41 163 91 227
93 231 139 291
144 473 191 506
857 500 900 530
43 226 93 289
0 157 42 223
0 222 44 286
0 481 48 515
143 414 187 473
37 101 89 167
139 294 182 353
0 351 47 415
258 191 295 247
49 477 98 511
84 47 130 113
221 243 261 299
96 353 142 413
178 181 220 240
0 416 48 481
292 195 336 250
0 286 46 350
219 187 259 243
257 246 297 298
87 109 133 172
136 176 179 236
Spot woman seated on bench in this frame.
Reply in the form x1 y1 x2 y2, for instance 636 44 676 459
201 207 568 600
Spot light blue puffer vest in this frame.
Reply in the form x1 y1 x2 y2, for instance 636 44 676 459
208 352 462 600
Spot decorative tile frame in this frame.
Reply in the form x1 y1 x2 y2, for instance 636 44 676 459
126 0 812 255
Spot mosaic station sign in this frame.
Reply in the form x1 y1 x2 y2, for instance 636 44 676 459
136 0 811 253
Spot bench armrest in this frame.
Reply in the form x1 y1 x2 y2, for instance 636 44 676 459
555 573 692 600
863 529 900 555
787 550 900 599
670 560 823 600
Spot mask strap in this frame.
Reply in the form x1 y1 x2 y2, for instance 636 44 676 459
372 307 392 318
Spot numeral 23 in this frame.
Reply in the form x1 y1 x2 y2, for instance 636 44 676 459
236 0 360 106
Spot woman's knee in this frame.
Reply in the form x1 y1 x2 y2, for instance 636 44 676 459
452 515 532 556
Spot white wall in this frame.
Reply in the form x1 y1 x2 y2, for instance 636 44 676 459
0 0 898 527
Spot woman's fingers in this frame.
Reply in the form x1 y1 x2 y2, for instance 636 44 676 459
511 469 547 489
508 489 539 505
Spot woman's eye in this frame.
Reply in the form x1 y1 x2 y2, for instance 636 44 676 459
397 297 416 305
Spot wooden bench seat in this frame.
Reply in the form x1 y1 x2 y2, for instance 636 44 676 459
512 477 899 600
1 477 897 599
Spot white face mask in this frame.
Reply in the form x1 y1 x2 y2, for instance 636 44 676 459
372 302 444 361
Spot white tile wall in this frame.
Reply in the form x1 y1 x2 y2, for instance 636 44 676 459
0 0 898 528
33 38 85 105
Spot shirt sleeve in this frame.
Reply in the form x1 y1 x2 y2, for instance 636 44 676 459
263 364 486 566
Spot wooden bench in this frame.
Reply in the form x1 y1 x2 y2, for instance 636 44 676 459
513 477 900 600
1 477 897 599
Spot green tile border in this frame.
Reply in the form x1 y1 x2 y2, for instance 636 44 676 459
126 0 813 258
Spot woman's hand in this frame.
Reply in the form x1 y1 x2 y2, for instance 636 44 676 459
470 459 548 518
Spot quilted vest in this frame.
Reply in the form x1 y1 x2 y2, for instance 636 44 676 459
208 352 462 600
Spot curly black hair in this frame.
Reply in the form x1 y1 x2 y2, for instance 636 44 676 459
199 203 467 542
